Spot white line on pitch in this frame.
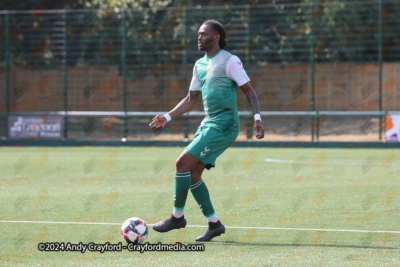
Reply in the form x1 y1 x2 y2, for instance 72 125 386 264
0 220 121 226
1 220 399 234
265 158 400 166
225 226 400 234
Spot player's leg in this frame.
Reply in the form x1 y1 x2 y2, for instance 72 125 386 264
172 151 203 218
153 125 234 239
152 150 200 233
189 161 226 242
188 127 239 241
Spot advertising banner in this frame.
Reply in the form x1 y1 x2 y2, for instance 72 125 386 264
8 116 64 140
386 115 400 142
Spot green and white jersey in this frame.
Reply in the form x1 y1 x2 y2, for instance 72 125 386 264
189 49 250 132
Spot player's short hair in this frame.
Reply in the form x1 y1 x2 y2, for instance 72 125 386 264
203 20 227 49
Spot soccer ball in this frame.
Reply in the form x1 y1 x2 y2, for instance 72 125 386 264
121 217 148 244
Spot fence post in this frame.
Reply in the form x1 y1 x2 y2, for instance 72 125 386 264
122 9 128 140
246 5 253 141
310 2 316 142
378 0 383 141
63 10 69 140
183 7 189 141
5 11 10 139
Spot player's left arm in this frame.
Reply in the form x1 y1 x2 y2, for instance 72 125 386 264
240 82 265 139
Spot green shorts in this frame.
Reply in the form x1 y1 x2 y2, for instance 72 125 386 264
185 125 239 170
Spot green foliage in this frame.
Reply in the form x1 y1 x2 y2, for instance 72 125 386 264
0 1 398 79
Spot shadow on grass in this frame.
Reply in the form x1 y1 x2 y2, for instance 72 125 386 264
210 240 399 250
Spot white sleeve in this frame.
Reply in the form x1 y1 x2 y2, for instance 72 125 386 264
189 66 201 91
226 55 250 86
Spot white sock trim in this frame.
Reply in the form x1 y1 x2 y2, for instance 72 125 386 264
173 208 184 218
190 179 203 190
207 214 219 223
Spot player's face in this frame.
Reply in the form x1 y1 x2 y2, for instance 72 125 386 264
198 24 218 51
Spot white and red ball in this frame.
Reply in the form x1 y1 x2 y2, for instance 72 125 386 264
121 217 148 244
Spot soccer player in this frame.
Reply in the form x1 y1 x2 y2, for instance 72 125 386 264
149 20 264 241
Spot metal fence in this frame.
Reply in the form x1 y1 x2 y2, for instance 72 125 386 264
1 2 400 146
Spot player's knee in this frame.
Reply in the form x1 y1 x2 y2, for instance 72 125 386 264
191 174 201 185
175 157 188 172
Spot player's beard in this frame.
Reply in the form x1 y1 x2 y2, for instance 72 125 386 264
198 38 213 51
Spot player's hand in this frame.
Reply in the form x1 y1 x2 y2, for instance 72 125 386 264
254 120 264 139
149 115 168 131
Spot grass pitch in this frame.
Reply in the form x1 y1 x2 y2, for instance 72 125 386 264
0 146 399 266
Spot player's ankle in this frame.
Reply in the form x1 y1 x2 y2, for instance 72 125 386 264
171 214 184 223
208 220 221 230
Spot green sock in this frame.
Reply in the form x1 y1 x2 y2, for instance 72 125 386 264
190 179 215 218
174 171 191 210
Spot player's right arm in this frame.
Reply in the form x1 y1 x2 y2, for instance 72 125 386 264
168 90 201 119
150 66 202 131
149 90 200 131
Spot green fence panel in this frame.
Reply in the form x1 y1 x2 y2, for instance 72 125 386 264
1 2 400 145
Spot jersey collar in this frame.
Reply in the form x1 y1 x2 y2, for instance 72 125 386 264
206 49 224 59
